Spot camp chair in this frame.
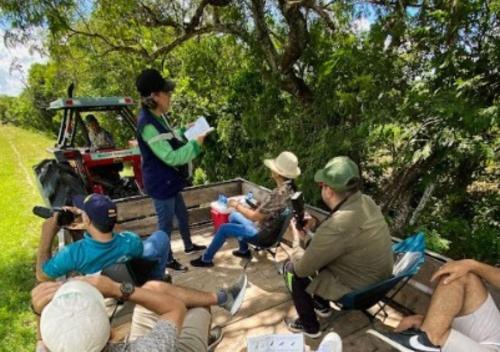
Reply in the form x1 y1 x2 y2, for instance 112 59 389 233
335 232 426 321
244 207 293 272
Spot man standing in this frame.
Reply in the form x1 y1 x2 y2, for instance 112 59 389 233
135 69 206 272
285 156 394 338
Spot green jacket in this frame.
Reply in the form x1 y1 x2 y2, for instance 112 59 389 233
141 111 201 167
293 191 394 301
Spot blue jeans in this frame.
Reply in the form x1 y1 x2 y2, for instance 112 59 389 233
202 211 259 263
153 193 193 263
142 230 169 279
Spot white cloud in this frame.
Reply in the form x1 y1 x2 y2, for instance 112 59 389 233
352 17 371 34
0 29 48 96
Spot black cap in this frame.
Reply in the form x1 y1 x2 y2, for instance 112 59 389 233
136 69 176 97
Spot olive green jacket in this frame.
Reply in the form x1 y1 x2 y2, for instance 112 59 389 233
293 191 394 301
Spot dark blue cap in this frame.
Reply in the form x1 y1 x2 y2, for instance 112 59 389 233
73 194 117 229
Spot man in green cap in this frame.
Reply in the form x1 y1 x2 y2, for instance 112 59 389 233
284 156 394 338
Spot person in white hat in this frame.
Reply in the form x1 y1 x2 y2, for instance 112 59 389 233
32 273 249 352
191 151 300 267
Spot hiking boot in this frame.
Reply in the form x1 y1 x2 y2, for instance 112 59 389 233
232 249 252 259
185 243 207 254
219 274 248 315
207 326 224 352
284 317 321 339
367 328 440 352
167 258 188 272
190 256 214 268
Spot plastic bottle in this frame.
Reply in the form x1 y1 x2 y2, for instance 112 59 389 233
218 194 228 205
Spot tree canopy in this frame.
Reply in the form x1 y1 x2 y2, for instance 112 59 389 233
0 0 498 262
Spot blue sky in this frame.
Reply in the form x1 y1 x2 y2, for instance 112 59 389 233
0 28 47 96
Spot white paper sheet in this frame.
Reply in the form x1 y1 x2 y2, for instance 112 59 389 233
247 334 304 352
184 116 214 141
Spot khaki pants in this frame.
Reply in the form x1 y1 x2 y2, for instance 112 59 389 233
129 305 211 352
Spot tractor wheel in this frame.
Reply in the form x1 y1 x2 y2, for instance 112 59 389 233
33 159 87 207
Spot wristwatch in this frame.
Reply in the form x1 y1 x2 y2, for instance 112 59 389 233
119 282 135 301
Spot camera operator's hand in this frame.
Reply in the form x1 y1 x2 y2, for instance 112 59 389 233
303 214 319 232
75 275 121 299
31 281 63 315
61 206 86 230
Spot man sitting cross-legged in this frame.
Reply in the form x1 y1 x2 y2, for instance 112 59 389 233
375 259 500 352
32 273 248 352
36 193 169 282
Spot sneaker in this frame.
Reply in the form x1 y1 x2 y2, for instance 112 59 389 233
232 249 252 259
367 329 440 352
313 300 333 318
284 317 321 339
207 326 224 352
185 243 207 254
314 306 334 318
167 258 189 272
219 274 248 315
162 271 173 283
190 256 214 268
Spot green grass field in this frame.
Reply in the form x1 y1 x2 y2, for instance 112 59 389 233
0 125 52 351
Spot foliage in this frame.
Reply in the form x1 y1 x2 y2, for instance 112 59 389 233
0 0 498 263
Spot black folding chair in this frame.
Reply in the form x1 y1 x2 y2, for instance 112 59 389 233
244 208 293 272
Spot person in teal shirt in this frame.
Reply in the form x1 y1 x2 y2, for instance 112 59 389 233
36 194 169 281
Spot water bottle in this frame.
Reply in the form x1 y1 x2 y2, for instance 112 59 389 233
218 194 228 205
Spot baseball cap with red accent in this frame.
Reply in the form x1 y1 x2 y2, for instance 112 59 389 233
73 194 117 229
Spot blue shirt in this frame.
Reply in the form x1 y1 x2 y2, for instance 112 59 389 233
42 231 144 279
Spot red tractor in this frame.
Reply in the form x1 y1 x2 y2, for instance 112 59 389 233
34 93 143 207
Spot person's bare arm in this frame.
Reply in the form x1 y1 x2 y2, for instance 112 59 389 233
31 281 63 350
228 199 266 222
79 276 187 331
431 259 500 288
36 217 60 282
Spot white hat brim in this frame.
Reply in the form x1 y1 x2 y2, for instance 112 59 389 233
264 159 301 179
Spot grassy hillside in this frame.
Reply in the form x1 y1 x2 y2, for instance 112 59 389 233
0 124 52 351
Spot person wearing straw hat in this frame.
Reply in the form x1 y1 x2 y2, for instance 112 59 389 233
191 151 300 267
283 156 393 338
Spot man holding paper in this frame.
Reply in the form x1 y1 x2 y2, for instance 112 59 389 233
135 68 211 272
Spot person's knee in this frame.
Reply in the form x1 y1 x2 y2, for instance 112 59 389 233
142 280 171 291
463 272 482 288
228 212 238 222
152 230 170 248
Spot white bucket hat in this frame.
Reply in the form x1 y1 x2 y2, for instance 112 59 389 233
263 151 301 179
40 280 110 352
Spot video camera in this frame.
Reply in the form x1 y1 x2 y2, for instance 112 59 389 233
32 206 76 227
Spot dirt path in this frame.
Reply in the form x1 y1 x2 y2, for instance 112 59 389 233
2 127 37 194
